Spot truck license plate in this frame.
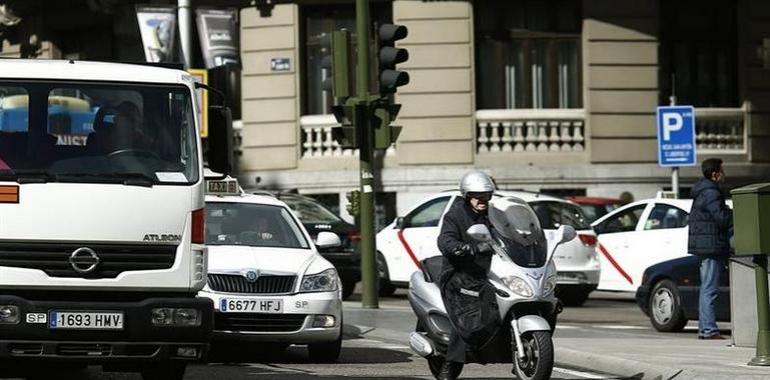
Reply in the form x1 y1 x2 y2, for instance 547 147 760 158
220 298 282 313
49 311 124 330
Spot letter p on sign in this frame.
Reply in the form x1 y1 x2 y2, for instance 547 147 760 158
662 113 683 141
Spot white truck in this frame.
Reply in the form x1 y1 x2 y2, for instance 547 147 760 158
0 59 233 379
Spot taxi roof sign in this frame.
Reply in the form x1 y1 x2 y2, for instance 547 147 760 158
656 190 677 199
206 177 241 195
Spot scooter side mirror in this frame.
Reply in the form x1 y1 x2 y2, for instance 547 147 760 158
547 225 577 262
466 224 493 242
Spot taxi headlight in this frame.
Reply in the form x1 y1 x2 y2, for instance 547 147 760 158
501 276 533 298
543 275 557 297
300 268 339 293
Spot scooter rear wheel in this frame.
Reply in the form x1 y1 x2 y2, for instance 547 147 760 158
513 330 553 380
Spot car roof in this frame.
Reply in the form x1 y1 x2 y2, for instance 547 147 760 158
205 193 289 208
567 196 622 205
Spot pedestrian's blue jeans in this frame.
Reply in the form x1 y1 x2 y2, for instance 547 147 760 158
699 257 723 337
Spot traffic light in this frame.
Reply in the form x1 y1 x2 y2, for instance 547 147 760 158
372 102 402 150
331 102 357 149
346 190 361 218
321 30 352 100
377 24 409 95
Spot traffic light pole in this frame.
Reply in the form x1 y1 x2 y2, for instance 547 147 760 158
356 0 378 309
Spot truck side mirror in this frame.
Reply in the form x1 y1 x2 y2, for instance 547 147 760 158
207 105 233 175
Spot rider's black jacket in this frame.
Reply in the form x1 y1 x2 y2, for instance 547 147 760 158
437 199 492 280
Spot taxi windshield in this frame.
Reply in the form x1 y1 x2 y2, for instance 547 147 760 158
205 202 310 249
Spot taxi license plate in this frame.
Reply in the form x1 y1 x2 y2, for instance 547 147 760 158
49 311 124 330
220 299 282 313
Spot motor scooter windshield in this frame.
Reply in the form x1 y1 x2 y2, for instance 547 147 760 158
488 197 547 268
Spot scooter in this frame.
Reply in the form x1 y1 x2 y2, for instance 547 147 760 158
407 196 577 380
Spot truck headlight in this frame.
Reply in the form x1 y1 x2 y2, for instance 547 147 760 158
501 276 533 298
300 268 338 293
0 305 19 324
152 308 201 327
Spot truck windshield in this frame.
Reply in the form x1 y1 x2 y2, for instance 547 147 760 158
205 202 311 249
0 81 198 185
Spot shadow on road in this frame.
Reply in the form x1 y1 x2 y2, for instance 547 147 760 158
208 343 413 365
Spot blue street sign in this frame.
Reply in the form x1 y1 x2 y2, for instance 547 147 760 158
656 106 697 167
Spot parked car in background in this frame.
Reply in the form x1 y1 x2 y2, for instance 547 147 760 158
568 197 623 223
591 198 693 292
273 193 361 300
376 190 600 306
635 255 730 332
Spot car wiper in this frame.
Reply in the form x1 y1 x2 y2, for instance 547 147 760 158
56 172 156 187
0 170 55 184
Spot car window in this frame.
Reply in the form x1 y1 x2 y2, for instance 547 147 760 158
530 201 590 230
595 204 646 234
404 196 451 228
281 196 343 224
205 202 310 249
644 204 689 230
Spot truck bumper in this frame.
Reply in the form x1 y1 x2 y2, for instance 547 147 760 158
0 295 213 363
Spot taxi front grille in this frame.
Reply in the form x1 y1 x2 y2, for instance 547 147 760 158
0 242 176 279
208 274 296 294
214 313 307 332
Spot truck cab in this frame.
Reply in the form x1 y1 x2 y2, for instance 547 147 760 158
0 59 231 379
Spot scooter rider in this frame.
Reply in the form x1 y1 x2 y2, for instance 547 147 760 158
436 170 499 380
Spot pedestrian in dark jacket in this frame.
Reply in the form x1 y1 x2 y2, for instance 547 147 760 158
435 170 497 380
688 158 732 340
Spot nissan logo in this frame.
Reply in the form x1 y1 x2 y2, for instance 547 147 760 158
69 247 100 274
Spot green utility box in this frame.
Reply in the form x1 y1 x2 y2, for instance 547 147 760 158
731 183 770 256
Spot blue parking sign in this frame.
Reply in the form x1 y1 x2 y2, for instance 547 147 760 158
656 106 697 167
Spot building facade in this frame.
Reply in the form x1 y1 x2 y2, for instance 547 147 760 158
237 0 770 221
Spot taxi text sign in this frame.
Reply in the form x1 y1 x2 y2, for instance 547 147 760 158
656 106 697 167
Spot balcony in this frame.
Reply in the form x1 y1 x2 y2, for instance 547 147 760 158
300 114 396 158
475 109 586 153
694 105 747 154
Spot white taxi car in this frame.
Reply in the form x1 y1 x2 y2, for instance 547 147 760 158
377 191 600 306
591 196 731 292
199 178 343 362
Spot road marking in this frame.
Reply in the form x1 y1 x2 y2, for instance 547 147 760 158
592 325 647 330
555 324 579 329
554 366 607 379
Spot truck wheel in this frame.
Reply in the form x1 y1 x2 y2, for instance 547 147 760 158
649 279 687 332
377 252 396 297
141 362 186 380
308 334 342 363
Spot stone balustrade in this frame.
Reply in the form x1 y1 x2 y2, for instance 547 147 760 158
475 109 586 153
694 107 747 153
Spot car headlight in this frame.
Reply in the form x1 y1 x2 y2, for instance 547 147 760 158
501 276 533 298
300 268 338 293
543 275 557 296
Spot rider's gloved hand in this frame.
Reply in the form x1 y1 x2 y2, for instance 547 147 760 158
475 241 492 254
453 243 475 257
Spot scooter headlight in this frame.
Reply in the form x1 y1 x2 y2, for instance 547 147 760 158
501 276 533 298
543 275 557 297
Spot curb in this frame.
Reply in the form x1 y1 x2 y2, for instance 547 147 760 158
556 346 689 380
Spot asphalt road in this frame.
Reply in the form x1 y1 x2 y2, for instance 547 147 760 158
1 290 668 380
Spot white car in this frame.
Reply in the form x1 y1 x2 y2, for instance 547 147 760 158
198 179 343 362
591 198 698 292
376 191 600 306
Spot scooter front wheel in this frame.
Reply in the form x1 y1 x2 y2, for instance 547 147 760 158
513 330 553 380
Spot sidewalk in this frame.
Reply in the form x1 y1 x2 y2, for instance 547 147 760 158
342 299 770 380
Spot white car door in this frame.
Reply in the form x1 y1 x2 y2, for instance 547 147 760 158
594 203 650 292
388 195 454 283
633 203 690 284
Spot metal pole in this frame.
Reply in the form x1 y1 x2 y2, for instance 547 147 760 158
750 255 770 365
669 90 679 197
356 0 378 309
178 0 193 68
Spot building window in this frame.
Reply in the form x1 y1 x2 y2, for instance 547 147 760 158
659 0 738 107
475 0 582 110
301 3 391 116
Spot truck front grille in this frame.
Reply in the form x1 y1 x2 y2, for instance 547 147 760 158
214 313 307 332
0 242 176 279
208 274 296 294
